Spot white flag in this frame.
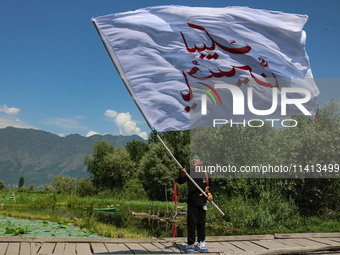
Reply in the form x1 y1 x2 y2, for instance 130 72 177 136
92 5 319 132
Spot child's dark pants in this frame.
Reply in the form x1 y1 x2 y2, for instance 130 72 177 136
187 203 206 245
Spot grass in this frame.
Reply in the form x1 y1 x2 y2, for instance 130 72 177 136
0 189 339 237
0 189 182 210
206 191 340 235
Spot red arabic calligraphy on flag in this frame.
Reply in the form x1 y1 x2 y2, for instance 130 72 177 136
92 5 319 132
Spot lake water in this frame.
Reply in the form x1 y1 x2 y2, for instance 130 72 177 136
20 206 228 238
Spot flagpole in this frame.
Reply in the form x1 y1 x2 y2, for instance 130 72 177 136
156 133 225 216
92 18 225 216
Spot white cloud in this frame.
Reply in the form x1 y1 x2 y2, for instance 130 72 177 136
138 131 148 140
0 116 36 129
105 109 147 140
104 109 118 118
0 104 20 115
44 117 86 130
86 131 100 137
58 133 65 137
0 104 36 130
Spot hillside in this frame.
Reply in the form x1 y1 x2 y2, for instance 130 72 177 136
0 127 145 186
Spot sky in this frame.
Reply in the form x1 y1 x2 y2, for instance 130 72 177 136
0 0 339 140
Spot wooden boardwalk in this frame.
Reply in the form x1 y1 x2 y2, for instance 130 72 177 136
0 233 339 254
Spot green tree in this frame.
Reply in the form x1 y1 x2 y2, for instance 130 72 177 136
190 124 276 197
84 141 135 189
123 178 147 200
0 180 4 190
84 141 115 187
138 142 179 200
52 175 76 194
148 130 190 169
272 100 340 215
18 176 24 189
76 178 96 197
126 140 149 164
176 180 188 202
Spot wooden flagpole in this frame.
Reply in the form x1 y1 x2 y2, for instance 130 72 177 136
155 133 225 216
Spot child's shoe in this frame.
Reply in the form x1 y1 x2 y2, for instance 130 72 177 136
197 241 209 253
185 244 195 254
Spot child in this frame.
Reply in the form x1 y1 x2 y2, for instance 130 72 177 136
178 153 213 253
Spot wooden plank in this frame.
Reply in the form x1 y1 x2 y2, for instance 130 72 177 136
0 243 8 255
160 238 186 244
230 241 258 252
76 243 92 255
0 237 160 244
105 243 132 254
63 243 76 255
91 243 109 255
208 242 235 253
273 238 305 248
253 245 339 255
162 234 274 243
153 242 179 253
19 243 31 255
140 243 167 254
151 243 174 254
37 243 56 255
125 243 150 254
31 243 41 255
173 243 186 254
5 243 20 255
52 243 65 255
243 241 268 252
174 243 185 254
230 241 267 252
252 240 290 250
311 252 340 254
0 234 274 244
204 242 224 253
275 232 340 239
219 241 245 253
331 238 340 243
288 238 327 248
308 238 340 246
163 242 182 253
207 234 274 242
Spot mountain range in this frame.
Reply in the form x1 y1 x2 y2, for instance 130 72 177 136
0 127 145 187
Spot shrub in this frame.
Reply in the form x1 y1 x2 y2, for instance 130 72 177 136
52 175 76 194
0 180 5 190
123 178 147 200
76 178 96 197
176 181 188 203
44 184 51 192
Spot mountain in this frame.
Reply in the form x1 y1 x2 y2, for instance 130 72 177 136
0 127 145 187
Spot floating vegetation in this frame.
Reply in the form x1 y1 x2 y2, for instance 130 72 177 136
0 216 103 238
